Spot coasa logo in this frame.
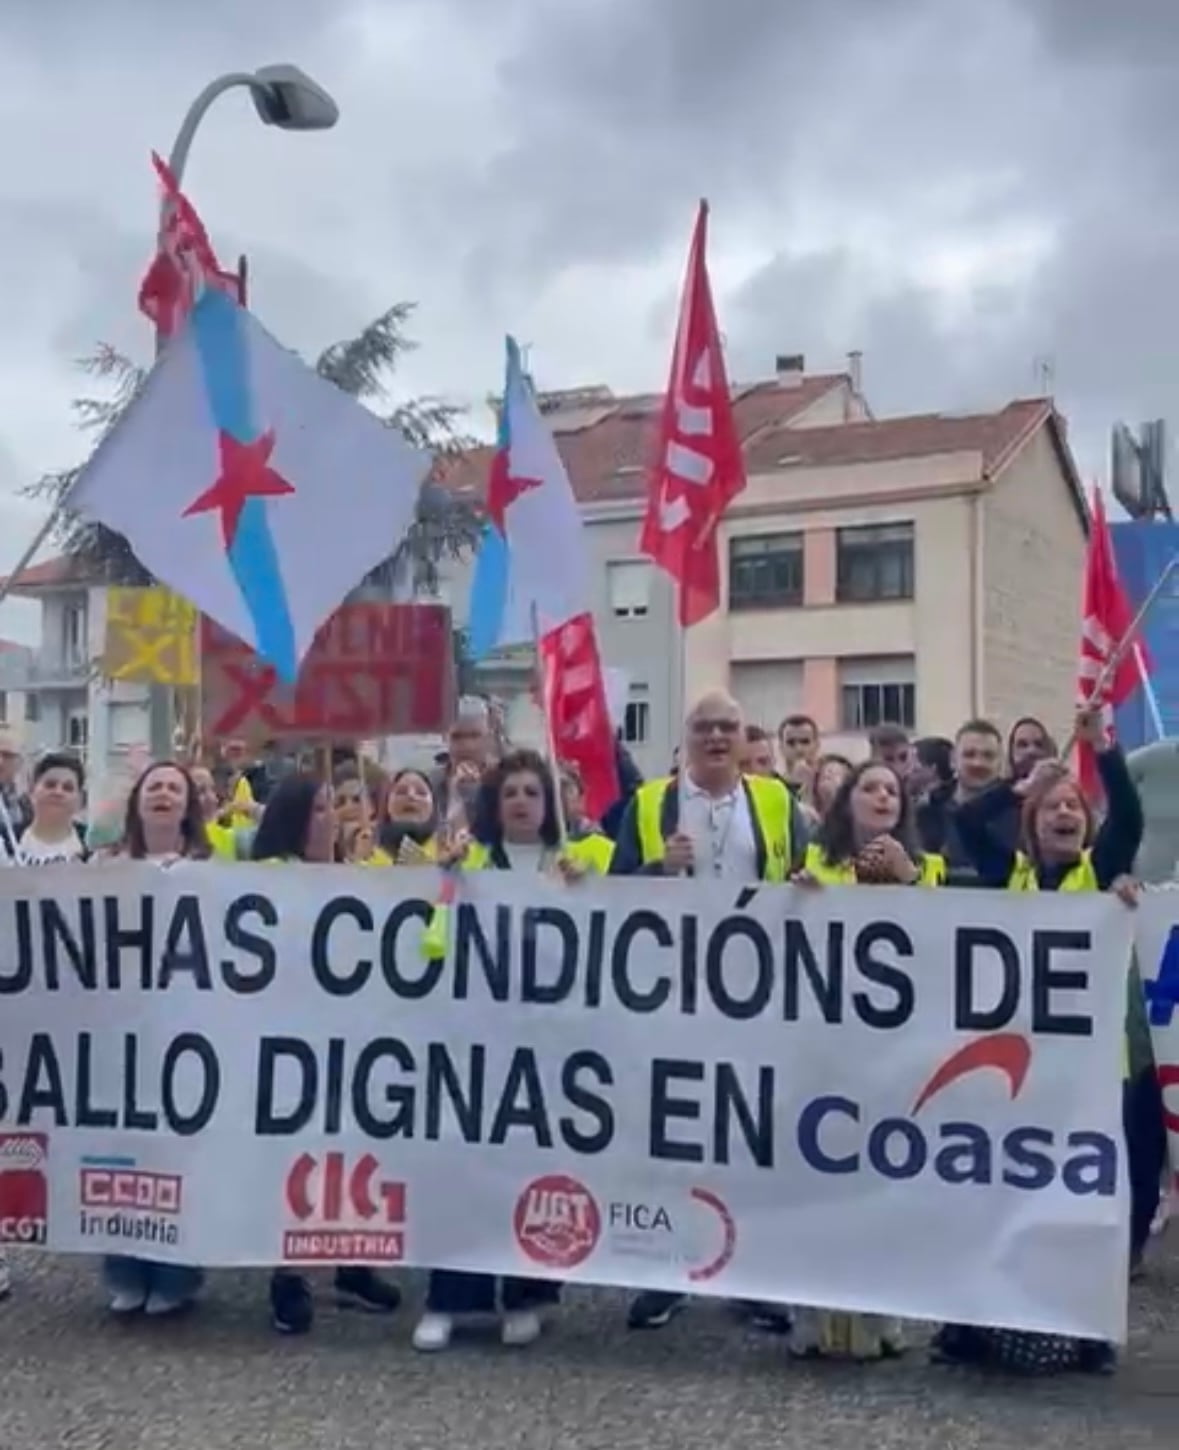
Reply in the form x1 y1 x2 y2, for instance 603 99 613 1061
797 1032 1117 1196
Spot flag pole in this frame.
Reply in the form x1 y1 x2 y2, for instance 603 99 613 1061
1135 642 1166 741
0 509 65 612
1064 548 1179 757
530 602 569 847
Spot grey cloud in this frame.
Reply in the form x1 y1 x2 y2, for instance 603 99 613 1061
1 0 1178 524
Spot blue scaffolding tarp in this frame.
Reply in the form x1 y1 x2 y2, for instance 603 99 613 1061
1111 520 1179 747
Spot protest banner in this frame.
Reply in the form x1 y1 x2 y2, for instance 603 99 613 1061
102 587 197 685
0 867 1131 1339
1125 891 1179 1183
200 602 453 742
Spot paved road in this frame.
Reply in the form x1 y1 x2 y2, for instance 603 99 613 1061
1 1246 1175 1450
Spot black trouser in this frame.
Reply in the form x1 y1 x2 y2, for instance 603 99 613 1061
425 1269 560 1314
1125 1067 1168 1258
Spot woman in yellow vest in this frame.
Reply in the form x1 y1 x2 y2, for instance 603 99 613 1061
939 706 1142 1375
412 749 609 1357
191 765 238 861
791 759 943 1361
800 759 946 890
364 768 443 866
248 776 404 1335
955 706 1141 899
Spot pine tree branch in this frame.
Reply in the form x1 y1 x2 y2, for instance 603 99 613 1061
315 303 417 399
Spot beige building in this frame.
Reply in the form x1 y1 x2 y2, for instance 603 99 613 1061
448 360 1087 773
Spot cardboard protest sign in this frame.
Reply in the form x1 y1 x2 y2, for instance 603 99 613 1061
102 587 198 685
200 602 453 742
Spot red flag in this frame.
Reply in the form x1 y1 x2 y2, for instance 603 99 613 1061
537 613 619 822
1074 487 1148 797
138 153 241 339
639 200 746 626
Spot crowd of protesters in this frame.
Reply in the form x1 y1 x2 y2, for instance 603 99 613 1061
0 689 1168 1375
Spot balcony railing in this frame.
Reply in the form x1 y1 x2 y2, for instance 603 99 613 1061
25 653 90 687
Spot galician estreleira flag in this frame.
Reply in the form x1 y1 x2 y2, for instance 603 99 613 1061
68 289 432 680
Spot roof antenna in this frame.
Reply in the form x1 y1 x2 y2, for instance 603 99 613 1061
1033 354 1055 396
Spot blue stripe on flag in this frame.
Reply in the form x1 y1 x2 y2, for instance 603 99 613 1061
190 289 254 439
190 286 297 681
466 523 509 661
229 499 298 683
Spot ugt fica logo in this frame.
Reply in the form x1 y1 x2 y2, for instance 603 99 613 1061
513 1174 601 1270
282 1151 407 1264
0 1132 48 1245
606 1188 737 1284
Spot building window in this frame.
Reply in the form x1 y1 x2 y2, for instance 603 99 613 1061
607 561 652 619
836 523 914 602
62 601 87 667
729 532 804 609
0 690 6 724
24 694 40 723
66 711 89 752
619 685 650 745
841 680 916 731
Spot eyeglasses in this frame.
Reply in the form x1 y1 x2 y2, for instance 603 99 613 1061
689 718 740 736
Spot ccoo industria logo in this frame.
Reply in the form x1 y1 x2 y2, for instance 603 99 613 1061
796 1032 1118 1196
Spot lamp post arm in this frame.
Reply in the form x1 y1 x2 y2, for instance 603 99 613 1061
166 71 266 186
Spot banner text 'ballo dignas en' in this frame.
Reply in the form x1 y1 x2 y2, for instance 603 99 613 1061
0 866 1134 1340
0 868 1123 1159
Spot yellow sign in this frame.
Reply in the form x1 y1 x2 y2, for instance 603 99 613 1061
102 587 197 685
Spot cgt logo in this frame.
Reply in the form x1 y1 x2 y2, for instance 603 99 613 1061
797 1032 1118 1196
0 1132 48 1245
282 1152 406 1264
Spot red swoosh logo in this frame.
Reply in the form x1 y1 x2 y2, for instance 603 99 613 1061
687 1187 736 1283
911 1033 1032 1114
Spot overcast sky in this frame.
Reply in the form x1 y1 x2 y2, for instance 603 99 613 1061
0 0 1174 641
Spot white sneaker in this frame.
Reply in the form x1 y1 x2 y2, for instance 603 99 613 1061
144 1289 191 1317
501 1309 542 1347
0 1253 11 1301
412 1312 454 1352
109 1288 147 1315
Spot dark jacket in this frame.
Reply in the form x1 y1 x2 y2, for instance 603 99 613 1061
599 743 643 842
0 786 31 861
955 747 1143 890
916 781 1020 888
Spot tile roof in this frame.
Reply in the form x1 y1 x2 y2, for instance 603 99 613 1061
741 398 1053 476
0 638 31 653
443 373 851 505
0 555 95 594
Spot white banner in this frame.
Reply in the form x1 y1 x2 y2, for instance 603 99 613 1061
1125 890 1179 1181
0 864 1132 1339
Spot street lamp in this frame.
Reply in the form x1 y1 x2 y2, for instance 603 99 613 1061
167 63 339 184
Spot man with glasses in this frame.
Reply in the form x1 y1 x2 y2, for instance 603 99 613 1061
609 689 808 1329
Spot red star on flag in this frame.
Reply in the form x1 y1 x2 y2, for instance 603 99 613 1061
183 429 295 548
487 449 542 532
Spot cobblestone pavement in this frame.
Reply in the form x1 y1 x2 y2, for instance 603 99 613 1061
1 1245 1175 1450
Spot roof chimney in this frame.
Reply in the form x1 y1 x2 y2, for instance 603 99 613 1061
847 350 863 395
775 353 805 388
